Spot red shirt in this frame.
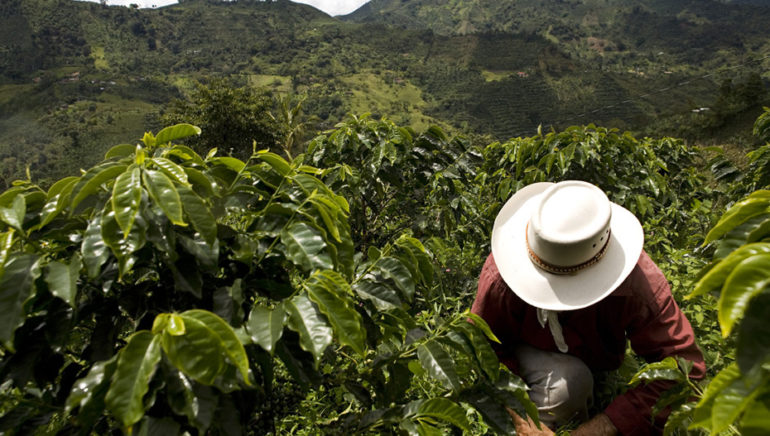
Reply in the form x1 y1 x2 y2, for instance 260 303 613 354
471 251 705 436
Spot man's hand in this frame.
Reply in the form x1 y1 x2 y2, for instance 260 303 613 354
570 413 618 436
506 408 618 436
507 408 555 436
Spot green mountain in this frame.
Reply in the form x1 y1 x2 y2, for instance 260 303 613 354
346 0 770 65
0 0 767 186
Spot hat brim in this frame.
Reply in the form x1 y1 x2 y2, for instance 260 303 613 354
491 182 644 311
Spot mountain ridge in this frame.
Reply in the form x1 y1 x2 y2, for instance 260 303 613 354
0 0 766 186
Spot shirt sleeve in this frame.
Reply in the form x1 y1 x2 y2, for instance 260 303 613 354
603 255 706 436
470 253 522 373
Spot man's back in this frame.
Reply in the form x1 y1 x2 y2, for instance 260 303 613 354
472 250 705 435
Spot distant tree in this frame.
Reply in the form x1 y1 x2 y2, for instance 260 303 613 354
161 79 280 159
738 72 766 106
269 94 309 159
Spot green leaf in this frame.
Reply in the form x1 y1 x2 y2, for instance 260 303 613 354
737 291 770 373
181 310 252 386
495 369 539 421
82 211 110 279
161 317 225 385
713 214 770 260
460 389 516 435
154 124 201 145
367 246 381 261
710 369 766 434
39 177 77 228
285 294 332 364
663 403 695 436
166 145 204 165
375 257 415 302
280 222 333 272
142 132 156 148
210 157 246 173
0 254 41 346
305 270 365 355
417 341 462 392
748 215 770 242
105 331 162 428
152 157 189 185
465 312 501 343
214 280 244 324
454 322 500 382
177 185 216 245
257 151 292 176
691 363 741 429
395 236 433 285
0 230 14 277
629 357 686 386
690 243 770 299
112 167 142 238
246 303 287 355
143 169 186 226
0 187 24 208
152 313 186 336
408 359 426 376
165 367 216 432
0 194 25 231
45 254 81 307
353 279 403 311
101 206 146 277
705 192 770 244
183 167 217 197
413 398 470 431
46 176 79 200
135 145 146 165
308 196 341 242
105 144 137 160
400 419 442 436
718 254 770 336
70 162 128 211
66 356 118 414
741 395 770 435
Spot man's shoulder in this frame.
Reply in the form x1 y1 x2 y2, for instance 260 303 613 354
611 250 672 307
478 253 522 302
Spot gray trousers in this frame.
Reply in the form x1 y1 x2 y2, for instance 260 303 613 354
514 344 594 428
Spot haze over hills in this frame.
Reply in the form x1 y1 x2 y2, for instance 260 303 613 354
0 0 767 186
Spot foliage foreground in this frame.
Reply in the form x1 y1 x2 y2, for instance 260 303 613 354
0 123 534 435
1 109 770 434
631 109 770 436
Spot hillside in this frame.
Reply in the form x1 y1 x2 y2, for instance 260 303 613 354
345 0 770 99
346 0 770 59
0 0 767 186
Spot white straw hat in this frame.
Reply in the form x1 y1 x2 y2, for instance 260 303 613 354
491 181 644 311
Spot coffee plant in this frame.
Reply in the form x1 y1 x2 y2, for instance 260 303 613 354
306 114 484 250
1 107 768 435
630 108 770 436
479 124 708 252
0 123 536 435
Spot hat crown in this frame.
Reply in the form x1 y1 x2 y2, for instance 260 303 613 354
528 181 612 270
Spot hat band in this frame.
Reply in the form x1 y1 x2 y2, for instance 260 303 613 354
525 223 612 275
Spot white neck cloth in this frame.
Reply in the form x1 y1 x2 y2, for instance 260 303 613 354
537 308 569 353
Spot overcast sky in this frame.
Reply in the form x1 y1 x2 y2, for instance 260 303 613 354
79 0 370 16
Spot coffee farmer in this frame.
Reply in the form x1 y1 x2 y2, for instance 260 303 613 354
472 181 705 436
